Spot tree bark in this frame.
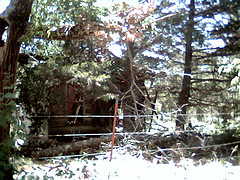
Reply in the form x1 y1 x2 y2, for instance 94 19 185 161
0 0 33 138
0 0 33 179
176 0 195 130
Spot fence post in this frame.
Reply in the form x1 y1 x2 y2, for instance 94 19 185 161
109 96 119 162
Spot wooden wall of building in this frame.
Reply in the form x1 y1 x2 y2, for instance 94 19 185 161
48 84 115 135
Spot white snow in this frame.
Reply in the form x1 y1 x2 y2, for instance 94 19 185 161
14 148 240 180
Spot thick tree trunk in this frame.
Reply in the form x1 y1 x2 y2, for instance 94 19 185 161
0 0 33 141
176 0 195 130
0 0 33 179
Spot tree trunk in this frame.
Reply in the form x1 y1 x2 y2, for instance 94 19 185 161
0 0 33 179
176 0 195 130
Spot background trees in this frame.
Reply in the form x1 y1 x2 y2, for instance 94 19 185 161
15 0 239 131
0 0 239 177
146 0 240 129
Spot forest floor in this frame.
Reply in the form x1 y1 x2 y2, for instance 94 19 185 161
13 131 240 180
13 149 240 180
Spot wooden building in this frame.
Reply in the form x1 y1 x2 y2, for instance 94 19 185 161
47 84 115 135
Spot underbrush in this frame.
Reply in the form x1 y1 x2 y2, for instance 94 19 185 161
13 131 240 179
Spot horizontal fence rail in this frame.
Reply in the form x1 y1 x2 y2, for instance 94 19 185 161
31 127 240 138
30 112 240 118
38 140 240 159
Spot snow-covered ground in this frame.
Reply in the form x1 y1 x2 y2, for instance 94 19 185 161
14 148 240 180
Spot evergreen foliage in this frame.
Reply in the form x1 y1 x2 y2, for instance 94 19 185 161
15 0 240 128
